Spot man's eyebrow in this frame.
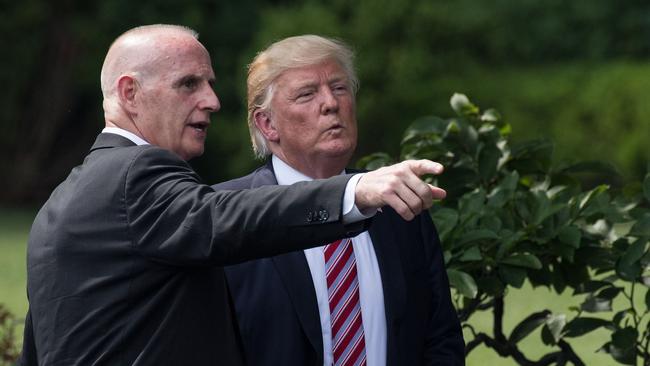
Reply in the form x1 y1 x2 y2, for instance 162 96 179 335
172 74 216 88
329 75 348 84
172 75 198 88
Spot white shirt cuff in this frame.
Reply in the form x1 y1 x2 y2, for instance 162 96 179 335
342 173 377 224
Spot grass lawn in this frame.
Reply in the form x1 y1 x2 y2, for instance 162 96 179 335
464 283 614 365
0 207 34 354
0 208 623 365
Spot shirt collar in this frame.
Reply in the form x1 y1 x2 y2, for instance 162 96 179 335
272 155 345 185
102 127 150 146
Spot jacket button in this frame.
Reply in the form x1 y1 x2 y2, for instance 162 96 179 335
306 211 314 223
319 210 329 221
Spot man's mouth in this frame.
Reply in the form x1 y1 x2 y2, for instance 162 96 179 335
327 123 343 131
188 121 209 132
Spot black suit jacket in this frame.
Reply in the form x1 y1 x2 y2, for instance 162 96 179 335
20 133 368 366
215 162 465 366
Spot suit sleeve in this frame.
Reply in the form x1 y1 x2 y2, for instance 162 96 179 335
18 308 38 366
420 211 466 365
124 147 366 266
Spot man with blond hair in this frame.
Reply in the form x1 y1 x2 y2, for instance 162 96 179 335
20 25 447 365
216 35 464 366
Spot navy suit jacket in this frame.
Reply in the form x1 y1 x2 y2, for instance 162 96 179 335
214 162 465 365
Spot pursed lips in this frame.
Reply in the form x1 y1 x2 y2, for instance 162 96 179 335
188 121 209 132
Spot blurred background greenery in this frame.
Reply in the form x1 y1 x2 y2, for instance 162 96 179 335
2 0 649 205
1 0 648 364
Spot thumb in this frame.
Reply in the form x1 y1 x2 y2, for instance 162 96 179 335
428 184 447 200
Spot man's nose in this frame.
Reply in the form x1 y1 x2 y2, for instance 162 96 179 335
320 87 339 114
201 86 221 113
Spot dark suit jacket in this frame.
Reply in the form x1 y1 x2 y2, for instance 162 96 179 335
215 162 465 366
20 133 368 366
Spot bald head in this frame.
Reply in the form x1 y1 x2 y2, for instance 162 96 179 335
100 24 200 103
98 24 220 160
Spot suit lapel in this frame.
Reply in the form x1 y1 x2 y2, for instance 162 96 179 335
368 210 407 363
251 163 325 363
272 254 324 361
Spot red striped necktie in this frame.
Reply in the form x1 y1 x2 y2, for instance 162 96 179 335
324 238 367 366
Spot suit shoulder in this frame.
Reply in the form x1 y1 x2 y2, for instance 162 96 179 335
212 174 255 190
211 165 271 190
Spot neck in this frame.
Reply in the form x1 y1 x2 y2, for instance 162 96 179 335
104 109 146 141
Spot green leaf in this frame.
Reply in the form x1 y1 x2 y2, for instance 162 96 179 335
578 185 609 212
459 245 482 262
558 226 581 249
356 152 392 170
499 265 526 288
500 253 543 269
401 116 448 144
450 93 479 117
597 287 623 300
447 269 478 299
620 238 647 265
612 327 638 350
608 344 636 365
475 276 505 296
573 280 612 295
480 108 501 123
495 230 524 260
443 250 451 265
564 317 609 338
542 314 566 345
643 173 650 203
509 139 554 173
615 238 647 281
541 324 554 346
613 310 628 326
487 171 518 208
478 144 501 182
430 208 458 243
581 296 612 313
458 229 499 246
616 256 643 282
629 214 650 237
509 310 551 344
481 215 502 233
559 161 621 181
646 287 650 312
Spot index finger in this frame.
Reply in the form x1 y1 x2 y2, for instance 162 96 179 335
407 160 444 177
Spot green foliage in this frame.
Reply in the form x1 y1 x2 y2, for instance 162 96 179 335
0 304 20 366
253 1 650 183
3 0 650 205
359 93 650 365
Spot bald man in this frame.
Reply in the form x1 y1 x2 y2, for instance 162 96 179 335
19 25 446 365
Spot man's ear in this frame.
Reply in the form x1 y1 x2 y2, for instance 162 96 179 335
116 75 139 114
254 110 279 143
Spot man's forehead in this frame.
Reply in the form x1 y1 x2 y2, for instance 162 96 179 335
279 63 347 87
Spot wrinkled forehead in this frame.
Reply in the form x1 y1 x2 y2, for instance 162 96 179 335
275 60 347 89
144 38 215 81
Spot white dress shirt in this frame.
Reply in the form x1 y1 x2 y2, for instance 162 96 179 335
273 155 387 366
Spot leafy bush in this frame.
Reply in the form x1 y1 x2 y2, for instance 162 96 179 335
0 304 20 366
358 93 650 365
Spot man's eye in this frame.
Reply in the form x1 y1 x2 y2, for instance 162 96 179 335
183 79 197 89
296 91 314 100
333 85 348 94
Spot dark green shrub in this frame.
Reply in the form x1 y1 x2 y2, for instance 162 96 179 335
0 304 20 366
358 93 650 365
